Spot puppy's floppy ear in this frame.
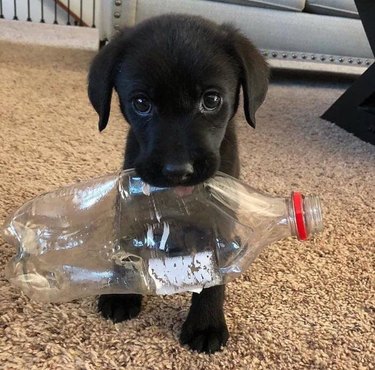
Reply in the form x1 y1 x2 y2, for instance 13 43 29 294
225 27 269 128
88 35 126 131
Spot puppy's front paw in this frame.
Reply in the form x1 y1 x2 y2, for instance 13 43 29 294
98 294 142 323
180 317 229 353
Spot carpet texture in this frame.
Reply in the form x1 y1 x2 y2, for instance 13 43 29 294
0 42 374 370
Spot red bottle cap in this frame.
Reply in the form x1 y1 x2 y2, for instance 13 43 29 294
292 192 308 240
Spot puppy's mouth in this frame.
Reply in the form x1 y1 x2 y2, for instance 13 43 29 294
136 174 207 188
173 186 195 197
134 166 217 189
134 153 220 189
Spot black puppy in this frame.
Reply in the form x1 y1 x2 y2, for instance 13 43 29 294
88 14 268 353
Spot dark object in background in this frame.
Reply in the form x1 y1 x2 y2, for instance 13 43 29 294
322 0 375 145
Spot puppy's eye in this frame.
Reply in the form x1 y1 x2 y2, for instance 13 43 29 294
132 96 152 115
201 92 222 111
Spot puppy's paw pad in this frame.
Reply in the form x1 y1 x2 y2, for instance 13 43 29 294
98 294 142 323
180 324 229 353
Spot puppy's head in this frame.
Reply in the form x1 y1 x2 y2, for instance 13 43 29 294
88 14 268 187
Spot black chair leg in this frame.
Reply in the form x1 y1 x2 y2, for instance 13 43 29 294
321 0 375 145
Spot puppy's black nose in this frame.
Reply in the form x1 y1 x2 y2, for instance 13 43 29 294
162 163 194 183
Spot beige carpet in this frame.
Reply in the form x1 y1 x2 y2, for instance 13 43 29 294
0 42 374 370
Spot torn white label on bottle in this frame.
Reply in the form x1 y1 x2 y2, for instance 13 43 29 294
148 251 222 294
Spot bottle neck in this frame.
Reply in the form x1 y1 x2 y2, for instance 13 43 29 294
287 193 323 240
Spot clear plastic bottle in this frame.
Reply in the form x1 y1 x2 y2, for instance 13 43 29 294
3 169 323 303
